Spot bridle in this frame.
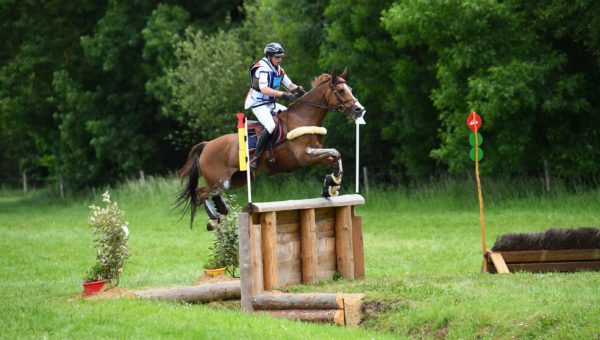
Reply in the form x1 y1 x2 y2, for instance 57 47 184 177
292 81 360 118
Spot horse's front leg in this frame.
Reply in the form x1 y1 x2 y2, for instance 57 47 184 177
305 147 343 197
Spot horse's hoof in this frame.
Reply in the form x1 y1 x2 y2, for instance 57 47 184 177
322 186 340 198
324 174 342 187
329 185 340 197
206 219 219 231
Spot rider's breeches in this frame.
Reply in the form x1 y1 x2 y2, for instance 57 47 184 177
251 103 287 134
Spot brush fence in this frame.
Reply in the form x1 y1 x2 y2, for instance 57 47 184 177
485 249 600 273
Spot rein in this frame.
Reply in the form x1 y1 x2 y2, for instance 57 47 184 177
292 93 357 114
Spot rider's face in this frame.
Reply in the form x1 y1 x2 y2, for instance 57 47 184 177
270 55 283 66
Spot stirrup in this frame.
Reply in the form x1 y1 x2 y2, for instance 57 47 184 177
250 156 259 169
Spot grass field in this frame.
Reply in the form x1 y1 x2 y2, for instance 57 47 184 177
1 176 599 339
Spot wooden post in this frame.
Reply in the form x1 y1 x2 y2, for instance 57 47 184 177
343 294 364 327
59 173 65 199
362 167 370 196
543 159 551 193
489 252 510 274
300 209 318 284
335 206 354 279
22 171 27 193
239 212 254 311
352 216 365 279
250 222 264 295
261 211 279 290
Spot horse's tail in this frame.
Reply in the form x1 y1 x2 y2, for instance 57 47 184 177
175 141 207 228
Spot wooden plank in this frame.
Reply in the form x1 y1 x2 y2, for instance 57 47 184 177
276 210 299 225
498 249 600 263
135 281 241 303
278 259 302 287
300 209 318 285
352 216 365 279
276 222 300 234
277 232 300 244
317 270 336 281
315 207 335 220
252 293 343 310
490 252 510 274
317 237 336 257
277 240 300 262
335 206 354 279
251 194 365 212
262 309 345 325
316 218 335 233
238 212 254 311
261 211 279 290
250 223 264 295
508 261 600 273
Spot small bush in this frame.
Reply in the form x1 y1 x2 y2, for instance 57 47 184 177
87 191 130 286
205 195 240 276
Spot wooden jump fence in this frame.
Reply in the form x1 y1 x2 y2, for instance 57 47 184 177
238 194 366 326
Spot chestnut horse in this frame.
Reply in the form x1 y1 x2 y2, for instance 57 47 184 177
176 68 365 229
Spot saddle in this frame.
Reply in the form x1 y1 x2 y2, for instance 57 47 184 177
246 110 286 152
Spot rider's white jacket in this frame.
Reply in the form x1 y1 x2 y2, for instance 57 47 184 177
244 58 292 110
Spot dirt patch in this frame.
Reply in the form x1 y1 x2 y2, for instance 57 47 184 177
435 325 449 339
193 273 238 285
73 286 136 301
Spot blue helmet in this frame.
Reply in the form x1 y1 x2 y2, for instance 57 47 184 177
264 42 285 58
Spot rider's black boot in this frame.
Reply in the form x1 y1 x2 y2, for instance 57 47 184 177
251 129 271 169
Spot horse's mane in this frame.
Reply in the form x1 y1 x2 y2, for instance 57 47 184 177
311 73 332 89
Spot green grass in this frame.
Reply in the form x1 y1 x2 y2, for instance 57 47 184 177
1 176 599 339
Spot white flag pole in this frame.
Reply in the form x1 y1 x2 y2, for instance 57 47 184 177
355 112 366 194
245 118 252 204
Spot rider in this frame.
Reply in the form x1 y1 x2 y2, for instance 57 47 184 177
245 42 305 169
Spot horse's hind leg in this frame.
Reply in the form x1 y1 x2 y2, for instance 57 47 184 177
212 195 229 215
196 186 223 231
204 199 223 231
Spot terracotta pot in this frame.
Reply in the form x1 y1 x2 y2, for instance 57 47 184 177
204 267 226 277
82 279 106 295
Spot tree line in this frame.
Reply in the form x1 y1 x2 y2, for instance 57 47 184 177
1 0 599 191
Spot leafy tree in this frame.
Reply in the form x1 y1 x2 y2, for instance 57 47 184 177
383 0 600 181
320 0 438 183
166 28 250 145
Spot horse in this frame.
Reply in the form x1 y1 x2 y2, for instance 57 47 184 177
176 68 365 229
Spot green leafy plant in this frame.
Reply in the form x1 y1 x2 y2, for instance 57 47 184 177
86 191 130 286
83 261 105 282
204 195 240 276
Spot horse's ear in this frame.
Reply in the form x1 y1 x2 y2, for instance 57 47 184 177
339 67 348 81
330 66 338 86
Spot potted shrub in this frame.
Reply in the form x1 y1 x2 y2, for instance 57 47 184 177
82 261 107 295
83 191 130 295
204 196 239 277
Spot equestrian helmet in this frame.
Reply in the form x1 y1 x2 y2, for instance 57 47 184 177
264 42 285 58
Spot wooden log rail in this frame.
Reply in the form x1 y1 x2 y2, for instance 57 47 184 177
251 293 363 327
134 280 241 303
238 195 366 326
485 249 600 274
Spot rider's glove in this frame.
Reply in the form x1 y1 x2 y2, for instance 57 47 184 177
281 92 296 101
294 86 306 95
